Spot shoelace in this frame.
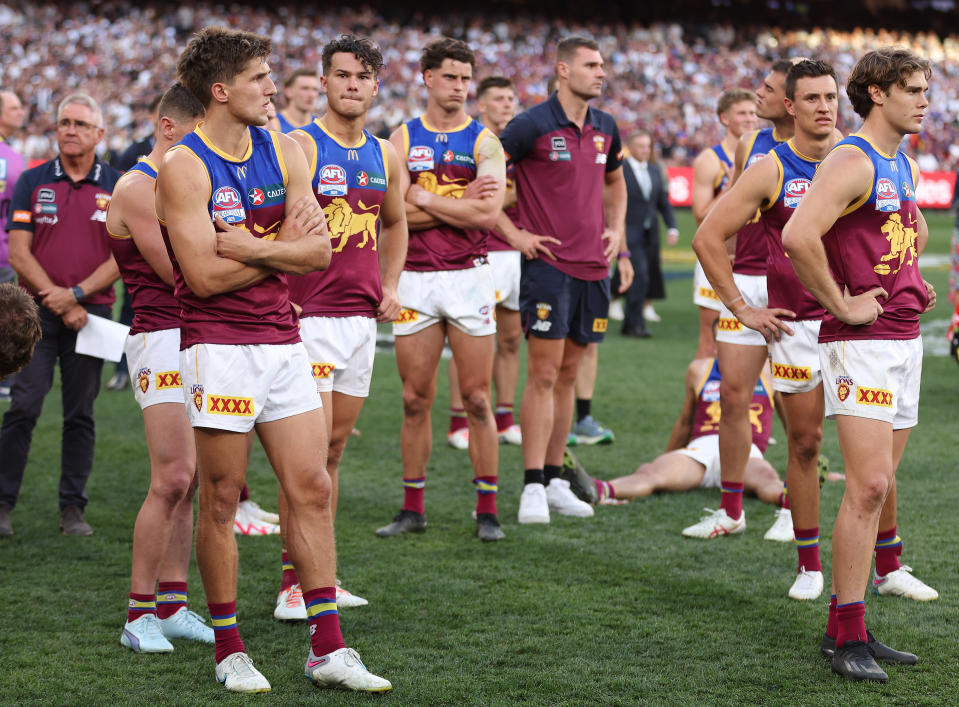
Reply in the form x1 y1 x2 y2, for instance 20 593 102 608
230 653 259 677
141 614 167 640
284 585 303 607
176 609 209 626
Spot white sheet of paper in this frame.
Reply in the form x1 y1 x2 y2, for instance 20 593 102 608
75 314 130 362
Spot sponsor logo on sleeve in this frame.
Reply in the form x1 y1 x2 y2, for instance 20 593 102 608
319 164 348 196
783 178 811 208
408 146 434 172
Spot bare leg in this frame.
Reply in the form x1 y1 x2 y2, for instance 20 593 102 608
520 336 566 470
780 386 825 530
395 324 446 482
716 342 768 488
696 307 719 359
447 328 497 478
547 339 588 467
608 451 706 498
743 457 785 505
492 307 522 410
573 342 598 401
326 392 366 524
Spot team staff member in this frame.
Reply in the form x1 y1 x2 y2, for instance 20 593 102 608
0 94 120 537
499 36 633 525
107 83 214 653
379 37 506 542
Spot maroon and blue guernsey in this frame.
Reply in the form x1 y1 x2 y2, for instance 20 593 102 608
709 142 733 195
499 92 623 281
691 358 773 452
819 134 928 342
107 158 180 334
8 157 119 305
287 120 388 318
732 127 788 275
160 126 299 348
399 116 495 272
762 140 826 321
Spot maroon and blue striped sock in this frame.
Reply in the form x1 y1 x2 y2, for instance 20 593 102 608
719 481 744 520
209 600 245 663
402 477 426 514
448 408 468 433
304 587 345 657
825 594 838 639
875 526 902 577
494 404 514 432
794 527 822 572
835 600 867 648
127 592 156 623
281 550 299 591
156 581 188 620
474 476 498 516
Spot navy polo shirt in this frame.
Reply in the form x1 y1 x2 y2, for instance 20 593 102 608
8 157 120 305
499 92 622 281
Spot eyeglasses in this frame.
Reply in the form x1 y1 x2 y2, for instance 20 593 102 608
56 118 101 131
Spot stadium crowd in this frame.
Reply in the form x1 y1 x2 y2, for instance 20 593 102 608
2 2 959 170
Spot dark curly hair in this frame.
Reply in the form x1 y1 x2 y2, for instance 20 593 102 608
0 283 41 377
846 47 932 119
177 26 272 108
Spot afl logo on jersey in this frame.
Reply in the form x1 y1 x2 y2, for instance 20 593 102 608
701 379 720 403
746 152 766 168
875 178 900 212
212 187 245 223
408 146 434 172
783 178 810 208
319 164 348 196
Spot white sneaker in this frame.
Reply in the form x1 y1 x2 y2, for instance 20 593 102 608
120 613 174 653
608 298 625 321
788 566 824 600
874 565 939 601
215 652 271 693
239 499 280 525
682 508 746 538
498 423 522 445
545 478 594 518
763 507 794 542
274 583 307 621
305 647 392 692
518 483 549 524
447 427 469 450
159 607 214 643
234 501 281 536
335 580 369 608
643 304 661 322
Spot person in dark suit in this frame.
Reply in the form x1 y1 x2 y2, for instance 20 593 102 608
617 131 679 337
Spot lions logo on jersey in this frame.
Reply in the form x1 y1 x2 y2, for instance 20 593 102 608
323 198 380 252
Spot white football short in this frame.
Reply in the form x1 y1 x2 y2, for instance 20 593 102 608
677 434 763 489
819 336 922 429
124 328 184 409
489 249 521 311
393 263 496 337
716 273 768 347
693 260 722 311
179 342 320 432
768 319 823 394
299 315 376 397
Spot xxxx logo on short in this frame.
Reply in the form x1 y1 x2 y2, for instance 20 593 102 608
772 364 811 382
155 371 182 390
698 286 719 300
592 318 608 333
856 387 893 408
312 363 336 379
718 317 742 332
207 395 255 416
395 309 418 324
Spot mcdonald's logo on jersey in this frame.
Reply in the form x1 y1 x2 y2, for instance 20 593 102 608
347 149 359 161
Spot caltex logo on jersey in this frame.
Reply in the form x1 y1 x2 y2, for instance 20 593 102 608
442 150 455 163
248 187 265 205
319 164 348 196
783 178 810 208
356 171 369 187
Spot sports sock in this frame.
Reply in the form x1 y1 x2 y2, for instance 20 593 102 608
157 581 188 619
402 477 426 514
239 484 250 503
576 398 591 423
719 481 745 520
779 482 790 510
594 479 613 502
874 526 902 577
494 404 514 432
304 587 345 658
524 468 545 486
825 594 838 638
474 476 498 516
794 527 822 572
127 592 156 623
209 600 245 663
280 550 299 591
544 464 562 483
835 600 867 648
448 407 468 434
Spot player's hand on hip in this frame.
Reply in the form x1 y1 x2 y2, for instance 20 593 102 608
516 228 559 260
839 285 886 326
61 304 88 331
462 175 499 200
376 286 402 323
736 305 795 342
922 279 936 313
616 256 634 293
277 196 325 241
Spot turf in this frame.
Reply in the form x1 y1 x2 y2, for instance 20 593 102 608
1 208 956 705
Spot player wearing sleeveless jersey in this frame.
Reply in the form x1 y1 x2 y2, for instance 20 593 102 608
157 27 390 694
690 90 758 357
783 47 935 683
379 38 507 542
270 36 407 616
277 68 319 133
688 60 795 540
106 84 214 653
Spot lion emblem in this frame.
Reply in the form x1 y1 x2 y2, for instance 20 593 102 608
323 198 380 252
874 212 918 275
416 172 468 198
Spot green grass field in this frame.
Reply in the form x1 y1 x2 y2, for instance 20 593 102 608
1 208 956 705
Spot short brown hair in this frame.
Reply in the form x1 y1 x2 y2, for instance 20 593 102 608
284 67 318 89
322 35 384 76
477 76 513 99
556 36 599 65
0 283 41 377
177 26 272 108
785 59 838 100
420 38 475 73
157 82 205 123
717 89 757 117
846 46 932 119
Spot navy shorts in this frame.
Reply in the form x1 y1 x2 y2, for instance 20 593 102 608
520 258 610 344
